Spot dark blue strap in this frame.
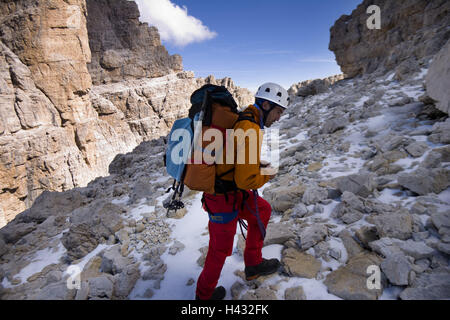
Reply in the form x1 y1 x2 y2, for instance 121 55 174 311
244 190 266 240
253 104 265 129
208 210 238 224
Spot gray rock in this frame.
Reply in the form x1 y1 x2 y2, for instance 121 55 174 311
241 287 278 300
100 245 133 275
437 242 450 255
341 191 365 212
0 237 7 257
369 211 413 240
355 226 379 249
329 248 342 260
113 265 141 299
321 116 349 134
398 167 450 195
302 185 328 205
412 259 431 274
420 145 450 168
369 238 435 260
142 262 167 282
381 251 412 286
426 39 450 115
169 240 185 255
324 253 383 300
30 282 77 300
379 134 405 153
0 222 36 244
399 267 450 300
341 211 364 224
428 118 450 145
431 211 450 230
282 248 321 279
336 172 377 198
231 282 245 300
405 141 429 158
339 229 365 260
299 224 328 250
285 286 306 300
264 222 295 246
293 202 308 218
62 200 125 260
86 275 115 300
263 183 306 212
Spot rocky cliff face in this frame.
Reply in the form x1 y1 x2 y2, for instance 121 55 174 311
0 0 253 225
426 39 450 115
288 74 345 98
0 0 95 223
86 0 182 85
329 0 450 79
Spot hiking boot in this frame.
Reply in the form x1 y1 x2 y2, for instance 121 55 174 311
244 258 280 281
196 286 226 300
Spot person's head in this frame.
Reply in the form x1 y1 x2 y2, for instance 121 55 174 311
255 83 290 127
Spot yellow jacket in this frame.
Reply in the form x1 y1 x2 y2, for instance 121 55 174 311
215 105 270 191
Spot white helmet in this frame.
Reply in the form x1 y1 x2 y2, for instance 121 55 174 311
255 82 290 109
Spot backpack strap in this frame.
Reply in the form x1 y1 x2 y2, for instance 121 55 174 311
234 111 258 126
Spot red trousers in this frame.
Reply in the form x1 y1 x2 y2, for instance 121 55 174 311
196 190 271 300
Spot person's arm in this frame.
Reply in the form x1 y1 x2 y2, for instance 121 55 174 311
233 122 271 190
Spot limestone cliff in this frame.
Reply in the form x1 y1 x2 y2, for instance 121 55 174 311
329 0 450 79
0 0 252 225
86 0 182 85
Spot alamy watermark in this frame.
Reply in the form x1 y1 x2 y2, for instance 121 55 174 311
66 265 81 290
366 5 381 30
170 126 280 175
366 265 381 290
66 5 82 29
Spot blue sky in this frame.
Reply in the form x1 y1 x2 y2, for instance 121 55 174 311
135 0 362 92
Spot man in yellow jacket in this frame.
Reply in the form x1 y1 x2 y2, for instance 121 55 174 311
196 83 290 300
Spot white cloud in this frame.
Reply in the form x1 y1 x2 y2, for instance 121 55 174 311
133 0 217 47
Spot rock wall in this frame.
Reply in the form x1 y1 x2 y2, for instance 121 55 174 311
329 0 450 79
0 0 96 224
288 74 345 97
0 0 253 226
426 40 450 115
86 0 182 85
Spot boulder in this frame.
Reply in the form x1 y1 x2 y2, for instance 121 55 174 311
405 141 429 158
397 167 450 195
369 210 413 240
264 222 296 246
263 183 306 212
380 251 412 286
335 173 377 198
428 118 450 145
113 264 141 299
369 238 435 260
282 248 321 279
320 116 349 134
30 282 77 300
284 286 306 300
426 39 450 115
399 267 450 300
339 229 365 260
324 253 383 300
302 185 328 205
100 245 134 275
298 224 328 250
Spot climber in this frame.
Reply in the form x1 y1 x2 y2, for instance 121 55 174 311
195 83 290 300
